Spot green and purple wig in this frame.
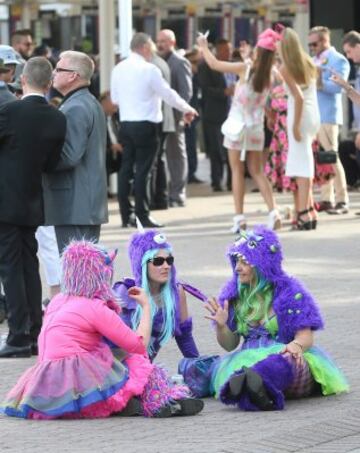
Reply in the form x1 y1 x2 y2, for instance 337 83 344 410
218 226 285 334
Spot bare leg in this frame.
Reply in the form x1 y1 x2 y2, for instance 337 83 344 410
247 151 276 211
228 149 245 214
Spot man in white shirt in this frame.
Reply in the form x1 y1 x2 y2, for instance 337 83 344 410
111 33 196 228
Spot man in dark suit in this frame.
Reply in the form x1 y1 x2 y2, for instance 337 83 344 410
198 39 235 191
0 57 66 357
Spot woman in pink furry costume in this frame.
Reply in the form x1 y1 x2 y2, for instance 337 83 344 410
1 241 204 419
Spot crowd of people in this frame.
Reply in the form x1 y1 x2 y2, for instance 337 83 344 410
0 23 357 419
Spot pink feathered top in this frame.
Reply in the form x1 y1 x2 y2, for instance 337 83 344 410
38 294 146 361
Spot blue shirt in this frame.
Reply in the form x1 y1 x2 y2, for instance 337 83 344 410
315 47 350 125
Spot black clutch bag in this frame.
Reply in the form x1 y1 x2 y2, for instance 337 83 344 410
315 150 337 164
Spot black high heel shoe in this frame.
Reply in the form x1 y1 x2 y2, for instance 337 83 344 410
297 209 312 231
308 206 317 230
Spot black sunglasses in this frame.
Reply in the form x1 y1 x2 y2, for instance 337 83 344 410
308 42 319 48
148 256 174 266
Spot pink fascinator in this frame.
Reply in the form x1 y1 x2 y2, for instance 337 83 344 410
257 27 283 51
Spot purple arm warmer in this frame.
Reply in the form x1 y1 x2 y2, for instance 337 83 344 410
175 317 200 358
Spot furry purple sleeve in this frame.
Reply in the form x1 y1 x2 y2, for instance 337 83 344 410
273 276 324 344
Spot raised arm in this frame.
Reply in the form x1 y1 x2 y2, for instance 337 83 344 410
90 288 151 353
331 73 360 105
197 35 246 76
280 65 304 142
319 57 350 94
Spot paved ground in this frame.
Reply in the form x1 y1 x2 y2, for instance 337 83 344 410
0 161 360 453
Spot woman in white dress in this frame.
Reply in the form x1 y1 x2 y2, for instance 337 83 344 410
197 30 282 233
277 27 320 230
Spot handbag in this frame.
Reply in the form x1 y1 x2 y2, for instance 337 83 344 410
315 150 337 164
221 110 246 142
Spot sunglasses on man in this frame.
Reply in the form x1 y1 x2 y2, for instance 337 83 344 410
148 256 174 266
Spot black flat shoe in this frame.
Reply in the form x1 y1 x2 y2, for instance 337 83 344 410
244 368 274 411
229 372 246 398
117 397 142 416
0 343 31 358
153 405 172 418
140 217 165 228
170 398 204 416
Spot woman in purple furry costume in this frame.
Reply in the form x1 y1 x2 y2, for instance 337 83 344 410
113 229 200 362
179 226 349 411
1 241 204 419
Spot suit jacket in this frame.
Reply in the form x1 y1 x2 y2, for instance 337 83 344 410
43 87 108 226
166 51 193 122
152 54 175 133
315 47 350 125
0 96 66 226
198 61 229 124
0 84 16 105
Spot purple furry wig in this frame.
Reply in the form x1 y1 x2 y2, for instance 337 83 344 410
61 240 118 305
219 226 284 306
218 226 324 341
128 230 178 292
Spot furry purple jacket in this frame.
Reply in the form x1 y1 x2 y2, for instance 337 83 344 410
218 226 324 344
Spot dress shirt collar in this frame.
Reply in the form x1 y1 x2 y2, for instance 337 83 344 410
22 92 46 99
129 51 146 62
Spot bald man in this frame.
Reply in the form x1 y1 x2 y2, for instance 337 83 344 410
157 29 193 207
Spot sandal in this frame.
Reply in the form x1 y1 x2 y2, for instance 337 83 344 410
297 209 312 231
230 214 247 234
308 206 318 230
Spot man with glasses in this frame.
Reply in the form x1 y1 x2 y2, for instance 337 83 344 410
43 50 108 253
308 26 350 214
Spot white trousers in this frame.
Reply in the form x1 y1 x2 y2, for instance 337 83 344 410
36 226 61 287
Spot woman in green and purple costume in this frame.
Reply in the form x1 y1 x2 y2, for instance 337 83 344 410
179 226 349 411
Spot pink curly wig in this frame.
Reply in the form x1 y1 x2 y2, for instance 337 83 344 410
61 240 118 306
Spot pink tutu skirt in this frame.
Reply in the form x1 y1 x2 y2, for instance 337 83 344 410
1 342 153 419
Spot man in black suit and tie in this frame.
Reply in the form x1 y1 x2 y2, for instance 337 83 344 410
198 39 235 191
0 57 66 357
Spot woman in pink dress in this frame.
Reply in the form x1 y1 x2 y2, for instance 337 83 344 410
1 241 204 419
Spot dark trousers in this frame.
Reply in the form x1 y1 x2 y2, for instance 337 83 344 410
203 120 231 189
338 140 360 186
185 118 199 179
0 223 42 346
118 121 159 223
55 225 101 254
151 132 169 207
